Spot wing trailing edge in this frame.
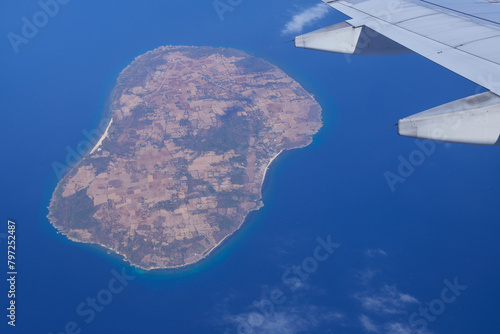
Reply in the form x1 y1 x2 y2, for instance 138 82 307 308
399 92 500 145
295 22 412 55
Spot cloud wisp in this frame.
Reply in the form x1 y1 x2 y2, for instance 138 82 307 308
353 269 432 334
355 285 419 315
365 248 388 258
224 304 339 334
360 314 379 332
282 3 330 35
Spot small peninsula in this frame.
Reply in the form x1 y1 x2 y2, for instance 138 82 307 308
48 46 322 270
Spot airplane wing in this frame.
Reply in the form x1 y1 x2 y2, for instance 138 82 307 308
295 0 500 145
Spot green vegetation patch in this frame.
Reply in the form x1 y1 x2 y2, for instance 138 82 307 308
151 199 184 212
234 57 274 74
229 168 246 184
91 157 111 175
183 47 219 59
53 188 99 229
216 190 242 208
174 111 250 154
208 213 234 230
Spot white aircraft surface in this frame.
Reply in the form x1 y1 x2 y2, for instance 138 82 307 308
295 0 500 145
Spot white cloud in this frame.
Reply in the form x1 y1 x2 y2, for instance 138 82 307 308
385 322 433 334
357 268 379 285
349 270 434 334
223 305 341 334
360 314 379 333
282 3 330 35
365 248 388 257
217 285 345 334
355 285 420 315
399 293 419 304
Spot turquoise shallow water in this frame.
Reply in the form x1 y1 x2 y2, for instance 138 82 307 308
2 0 500 333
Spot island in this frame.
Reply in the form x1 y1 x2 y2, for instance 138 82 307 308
47 45 322 270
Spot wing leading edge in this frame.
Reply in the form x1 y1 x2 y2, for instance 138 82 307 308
295 0 500 145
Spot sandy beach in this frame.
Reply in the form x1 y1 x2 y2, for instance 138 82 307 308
90 118 113 154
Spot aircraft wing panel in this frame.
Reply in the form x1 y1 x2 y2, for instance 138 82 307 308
296 0 500 145
321 0 500 95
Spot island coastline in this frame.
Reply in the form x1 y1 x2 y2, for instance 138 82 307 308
47 45 322 270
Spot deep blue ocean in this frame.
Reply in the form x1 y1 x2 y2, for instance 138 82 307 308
2 0 500 333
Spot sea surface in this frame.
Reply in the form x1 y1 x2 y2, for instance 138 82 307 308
2 0 500 333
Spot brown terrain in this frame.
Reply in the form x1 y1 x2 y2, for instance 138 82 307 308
48 45 322 270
